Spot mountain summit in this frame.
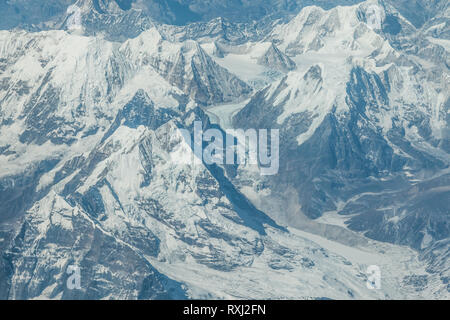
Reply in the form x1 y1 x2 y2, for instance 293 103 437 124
0 0 448 300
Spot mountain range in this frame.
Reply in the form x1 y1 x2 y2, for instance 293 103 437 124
0 0 448 299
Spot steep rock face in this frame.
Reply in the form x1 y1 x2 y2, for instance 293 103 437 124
0 28 192 300
157 17 275 45
0 25 251 156
0 91 188 299
0 91 439 299
385 0 449 29
1 0 446 33
0 0 74 30
0 29 189 208
232 1 449 256
141 0 365 25
0 24 252 246
0 0 448 299
257 43 296 72
0 1 316 29
122 28 251 105
61 0 154 41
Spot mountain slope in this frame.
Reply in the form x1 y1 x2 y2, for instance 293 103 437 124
0 0 448 300
230 0 449 260
1 90 443 299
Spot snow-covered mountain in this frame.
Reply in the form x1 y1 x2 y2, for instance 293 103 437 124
231 0 449 259
122 28 251 105
0 0 448 299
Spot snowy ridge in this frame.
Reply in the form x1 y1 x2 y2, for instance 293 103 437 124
6 102 444 299
122 28 251 105
229 0 449 290
0 0 448 300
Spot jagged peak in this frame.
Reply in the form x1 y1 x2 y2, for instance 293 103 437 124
126 27 205 59
303 65 323 81
180 40 203 54
129 89 155 106
257 42 296 72
74 0 124 13
137 27 164 44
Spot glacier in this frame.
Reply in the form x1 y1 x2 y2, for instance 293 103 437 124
0 0 448 299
